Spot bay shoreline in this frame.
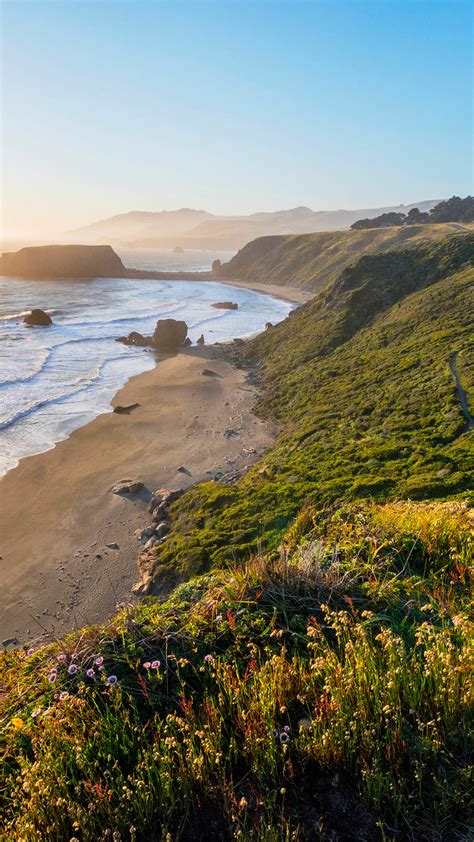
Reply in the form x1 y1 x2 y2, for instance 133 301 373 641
0 280 307 647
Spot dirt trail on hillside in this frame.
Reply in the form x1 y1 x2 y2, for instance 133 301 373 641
449 351 474 431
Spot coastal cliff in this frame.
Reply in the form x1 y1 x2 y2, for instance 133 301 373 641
219 222 473 292
0 244 126 278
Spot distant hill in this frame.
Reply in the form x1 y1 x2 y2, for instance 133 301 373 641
62 201 440 250
219 222 473 291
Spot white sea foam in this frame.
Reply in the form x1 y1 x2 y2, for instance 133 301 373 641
0 260 292 476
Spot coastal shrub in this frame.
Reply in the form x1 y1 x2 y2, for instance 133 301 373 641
1 502 472 840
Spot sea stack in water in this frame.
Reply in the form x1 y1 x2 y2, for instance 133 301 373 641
211 301 238 310
24 309 53 327
153 319 188 352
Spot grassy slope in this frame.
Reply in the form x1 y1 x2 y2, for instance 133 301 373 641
1 502 472 840
220 223 473 292
1 234 473 841
155 235 474 575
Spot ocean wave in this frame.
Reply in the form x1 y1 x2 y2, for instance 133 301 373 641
65 299 185 328
0 349 50 386
0 354 126 430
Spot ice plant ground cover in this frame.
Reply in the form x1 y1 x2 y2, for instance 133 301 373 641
1 501 472 840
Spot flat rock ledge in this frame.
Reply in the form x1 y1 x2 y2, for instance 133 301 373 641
132 488 184 595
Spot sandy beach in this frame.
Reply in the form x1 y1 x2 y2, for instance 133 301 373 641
0 343 280 647
209 278 313 305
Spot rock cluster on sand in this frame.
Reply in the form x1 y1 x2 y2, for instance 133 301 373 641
117 331 153 347
117 318 189 353
211 301 238 310
132 488 184 595
24 309 53 326
111 478 143 495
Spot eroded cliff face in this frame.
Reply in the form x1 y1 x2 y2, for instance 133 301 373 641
0 244 126 278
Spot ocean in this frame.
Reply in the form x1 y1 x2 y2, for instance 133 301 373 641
0 249 292 476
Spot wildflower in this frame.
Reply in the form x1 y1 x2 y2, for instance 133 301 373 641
59 691 69 701
216 614 223 622
279 732 290 744
11 717 23 729
94 656 104 666
26 647 35 656
48 672 57 683
204 654 215 664
143 661 151 669
31 708 42 718
68 664 78 675
86 668 95 679
283 725 290 733
54 693 59 700
151 660 160 669
57 653 67 662
106 675 118 686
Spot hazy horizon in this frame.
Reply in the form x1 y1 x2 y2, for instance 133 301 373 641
1 0 473 240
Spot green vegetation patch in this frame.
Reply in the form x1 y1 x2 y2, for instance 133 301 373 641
1 501 472 840
155 236 474 576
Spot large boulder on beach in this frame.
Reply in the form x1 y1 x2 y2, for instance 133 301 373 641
153 319 188 352
211 301 238 310
24 309 53 326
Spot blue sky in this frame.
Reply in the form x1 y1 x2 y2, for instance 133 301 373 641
1 0 472 235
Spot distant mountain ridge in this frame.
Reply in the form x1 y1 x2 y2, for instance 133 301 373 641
62 200 439 250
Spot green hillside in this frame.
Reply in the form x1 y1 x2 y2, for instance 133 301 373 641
154 235 474 575
1 234 473 841
220 222 473 292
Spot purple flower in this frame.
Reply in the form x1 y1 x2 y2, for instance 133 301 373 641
68 664 78 675
48 672 57 684
86 668 95 679
106 675 118 686
283 725 290 733
143 661 151 669
151 660 160 669
57 653 67 662
59 691 69 701
26 647 35 656
94 656 104 666
204 654 215 664
279 732 290 744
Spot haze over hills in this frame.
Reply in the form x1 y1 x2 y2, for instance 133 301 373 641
61 200 439 251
